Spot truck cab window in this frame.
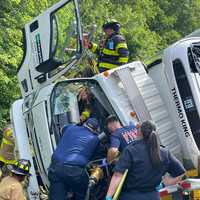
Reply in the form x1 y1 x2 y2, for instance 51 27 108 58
50 80 114 142
51 0 79 64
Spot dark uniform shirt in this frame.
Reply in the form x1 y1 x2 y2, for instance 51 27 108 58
52 125 99 167
90 33 129 72
110 125 138 152
114 139 185 199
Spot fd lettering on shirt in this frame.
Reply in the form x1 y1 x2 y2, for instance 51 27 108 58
122 129 138 144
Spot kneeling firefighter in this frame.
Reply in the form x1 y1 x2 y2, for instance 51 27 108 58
84 20 129 73
48 118 101 200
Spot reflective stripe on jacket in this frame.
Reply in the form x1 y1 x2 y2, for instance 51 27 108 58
90 33 129 71
0 137 15 164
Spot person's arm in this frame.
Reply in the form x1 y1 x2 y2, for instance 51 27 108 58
89 42 101 55
117 43 129 65
107 148 120 164
162 174 185 186
164 150 186 186
116 41 129 65
106 172 124 198
83 34 100 54
107 136 120 164
106 148 132 198
80 110 91 122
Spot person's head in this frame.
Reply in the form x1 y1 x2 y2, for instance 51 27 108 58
8 159 31 182
105 115 122 134
102 20 121 37
140 120 161 166
78 88 93 102
84 118 99 133
3 127 13 138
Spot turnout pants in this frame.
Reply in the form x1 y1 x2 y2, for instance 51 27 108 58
48 162 89 200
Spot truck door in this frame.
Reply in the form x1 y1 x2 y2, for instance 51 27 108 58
17 0 83 98
30 101 53 186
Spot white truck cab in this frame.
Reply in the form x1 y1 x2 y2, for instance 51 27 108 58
10 0 200 199
147 38 200 170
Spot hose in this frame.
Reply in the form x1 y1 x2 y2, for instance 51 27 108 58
84 186 91 200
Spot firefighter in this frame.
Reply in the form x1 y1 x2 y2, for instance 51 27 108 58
48 118 100 200
78 87 93 123
84 20 129 73
105 115 140 164
106 120 186 200
78 87 109 128
0 159 31 200
0 127 15 171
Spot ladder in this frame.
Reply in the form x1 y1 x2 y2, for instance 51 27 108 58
115 66 151 122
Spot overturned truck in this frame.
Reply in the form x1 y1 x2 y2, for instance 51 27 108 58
10 0 200 199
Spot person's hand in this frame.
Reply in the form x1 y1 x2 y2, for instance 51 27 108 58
162 175 172 186
105 196 112 200
83 33 91 49
162 175 182 186
80 115 87 123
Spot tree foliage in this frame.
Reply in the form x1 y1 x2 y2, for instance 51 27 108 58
0 0 200 129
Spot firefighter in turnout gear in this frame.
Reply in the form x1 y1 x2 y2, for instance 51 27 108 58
0 159 31 200
84 20 129 72
0 127 15 168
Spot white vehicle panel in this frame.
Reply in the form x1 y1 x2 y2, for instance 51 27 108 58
11 100 40 200
32 102 53 174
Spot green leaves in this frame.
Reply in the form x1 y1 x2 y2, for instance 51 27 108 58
0 0 200 129
81 0 200 60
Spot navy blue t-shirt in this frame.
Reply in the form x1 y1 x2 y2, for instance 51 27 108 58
114 139 185 192
52 125 99 166
110 125 138 152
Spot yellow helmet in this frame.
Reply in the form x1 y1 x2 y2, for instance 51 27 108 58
8 159 31 176
3 127 13 138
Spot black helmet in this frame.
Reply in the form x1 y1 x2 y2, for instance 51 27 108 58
7 159 31 176
102 19 121 32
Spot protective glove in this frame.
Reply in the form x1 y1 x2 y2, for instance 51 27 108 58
105 196 112 200
156 182 164 191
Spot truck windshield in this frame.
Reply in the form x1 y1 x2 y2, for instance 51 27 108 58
51 0 79 64
50 79 114 142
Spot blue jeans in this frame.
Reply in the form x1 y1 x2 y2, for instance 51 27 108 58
48 163 89 200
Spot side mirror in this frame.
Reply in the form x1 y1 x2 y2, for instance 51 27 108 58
36 58 62 73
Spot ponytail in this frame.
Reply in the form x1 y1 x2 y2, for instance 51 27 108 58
141 121 161 167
